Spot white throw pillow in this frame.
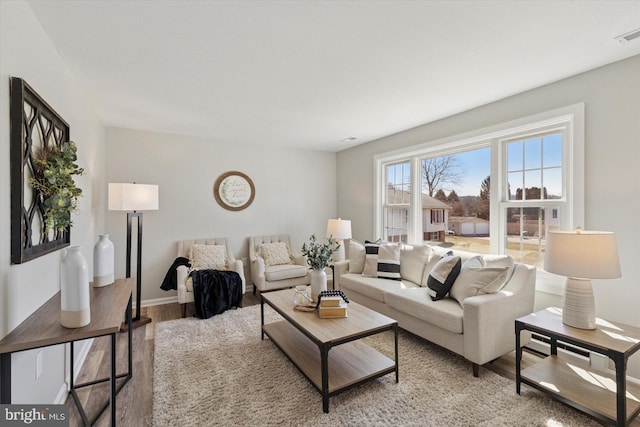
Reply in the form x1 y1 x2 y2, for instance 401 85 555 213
450 256 510 306
259 242 291 266
348 239 366 274
189 244 227 273
400 244 432 285
482 254 515 281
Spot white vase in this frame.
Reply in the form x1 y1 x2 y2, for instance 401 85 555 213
60 246 91 328
93 234 114 287
310 268 327 302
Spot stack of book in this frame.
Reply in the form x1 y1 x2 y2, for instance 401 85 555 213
318 296 348 318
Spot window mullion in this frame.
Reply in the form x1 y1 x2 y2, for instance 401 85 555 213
410 156 421 244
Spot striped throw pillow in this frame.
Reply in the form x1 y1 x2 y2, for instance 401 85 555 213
362 240 401 280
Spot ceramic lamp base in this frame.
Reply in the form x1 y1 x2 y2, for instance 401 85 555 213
562 277 596 330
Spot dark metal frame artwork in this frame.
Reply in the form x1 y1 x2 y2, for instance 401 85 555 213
10 77 71 264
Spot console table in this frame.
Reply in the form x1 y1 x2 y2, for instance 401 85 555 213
0 277 133 426
516 307 640 426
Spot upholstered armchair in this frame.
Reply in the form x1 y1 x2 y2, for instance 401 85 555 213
249 234 310 294
176 237 246 318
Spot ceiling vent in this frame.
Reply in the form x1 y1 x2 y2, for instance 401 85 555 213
615 27 640 43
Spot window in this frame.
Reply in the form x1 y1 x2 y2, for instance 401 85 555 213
383 162 411 243
430 209 444 224
502 132 565 266
374 104 584 287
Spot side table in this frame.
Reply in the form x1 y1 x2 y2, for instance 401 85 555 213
516 307 640 426
0 278 133 426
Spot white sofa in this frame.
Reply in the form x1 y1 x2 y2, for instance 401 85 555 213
334 241 536 376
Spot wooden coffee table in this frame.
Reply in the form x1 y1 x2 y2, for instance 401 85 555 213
261 288 398 413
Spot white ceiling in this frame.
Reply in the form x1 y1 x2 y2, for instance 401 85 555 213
25 0 640 152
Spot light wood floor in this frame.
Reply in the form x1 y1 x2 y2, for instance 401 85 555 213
66 294 637 426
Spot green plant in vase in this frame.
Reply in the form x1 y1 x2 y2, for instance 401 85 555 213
29 141 84 233
301 234 340 270
301 234 340 300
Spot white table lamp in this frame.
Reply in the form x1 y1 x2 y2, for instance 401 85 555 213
327 218 352 262
544 228 621 329
109 182 159 328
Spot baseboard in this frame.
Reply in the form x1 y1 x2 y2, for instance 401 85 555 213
54 339 94 404
140 288 250 309
140 295 178 308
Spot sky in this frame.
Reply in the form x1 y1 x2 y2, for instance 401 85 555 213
446 133 562 198
446 147 490 197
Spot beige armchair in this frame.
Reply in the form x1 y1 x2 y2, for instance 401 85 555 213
249 234 310 294
176 237 246 318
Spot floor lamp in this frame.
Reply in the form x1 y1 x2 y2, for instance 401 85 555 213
108 182 159 329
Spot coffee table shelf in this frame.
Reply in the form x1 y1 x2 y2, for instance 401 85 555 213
261 288 398 413
264 320 396 393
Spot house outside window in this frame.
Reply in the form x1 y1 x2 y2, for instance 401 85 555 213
374 104 584 294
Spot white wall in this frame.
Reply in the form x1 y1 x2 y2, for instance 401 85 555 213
104 127 336 302
0 0 106 403
337 55 640 377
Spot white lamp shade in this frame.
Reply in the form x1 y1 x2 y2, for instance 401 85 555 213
544 229 621 279
326 218 352 240
108 183 159 211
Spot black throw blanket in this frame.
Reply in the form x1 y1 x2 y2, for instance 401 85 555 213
190 269 243 319
160 257 191 291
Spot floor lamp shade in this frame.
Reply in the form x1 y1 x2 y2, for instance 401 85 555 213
544 228 621 329
327 218 352 262
108 183 159 327
108 183 159 211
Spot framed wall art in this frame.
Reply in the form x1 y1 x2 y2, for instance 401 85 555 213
10 77 71 264
213 171 255 211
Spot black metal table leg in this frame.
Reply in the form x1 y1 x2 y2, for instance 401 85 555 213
394 324 399 383
110 332 117 426
515 321 522 394
0 353 11 403
321 344 330 413
261 297 265 340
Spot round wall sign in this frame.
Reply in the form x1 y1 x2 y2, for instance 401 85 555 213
213 171 255 211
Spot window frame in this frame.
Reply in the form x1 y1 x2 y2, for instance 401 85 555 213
374 103 584 295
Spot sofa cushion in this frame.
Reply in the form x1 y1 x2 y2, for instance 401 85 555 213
450 256 510 305
348 239 366 274
259 242 291 266
340 273 418 303
264 264 308 281
189 244 227 273
400 244 432 285
385 288 464 334
427 255 461 301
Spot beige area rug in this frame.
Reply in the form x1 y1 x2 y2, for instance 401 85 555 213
153 304 599 426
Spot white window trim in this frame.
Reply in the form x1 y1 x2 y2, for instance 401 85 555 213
374 103 584 295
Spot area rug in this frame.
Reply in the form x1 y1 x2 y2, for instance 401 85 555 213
152 305 599 426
